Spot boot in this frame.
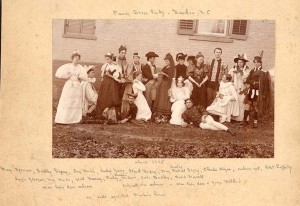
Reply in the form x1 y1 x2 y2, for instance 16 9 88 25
252 112 258 128
243 110 250 126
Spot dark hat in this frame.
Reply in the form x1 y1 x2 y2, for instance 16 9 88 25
164 53 173 61
234 53 249 63
145 52 159 58
118 45 127 53
253 51 263 63
176 53 187 61
253 56 262 63
71 50 81 59
187 55 196 61
133 52 140 58
195 52 204 59
127 93 138 98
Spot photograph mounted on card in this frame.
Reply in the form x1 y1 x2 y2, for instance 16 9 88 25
52 19 275 158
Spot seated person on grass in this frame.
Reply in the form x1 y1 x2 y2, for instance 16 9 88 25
181 98 236 136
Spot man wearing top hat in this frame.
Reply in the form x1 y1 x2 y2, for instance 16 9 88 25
142 51 160 109
246 51 271 128
207 48 228 106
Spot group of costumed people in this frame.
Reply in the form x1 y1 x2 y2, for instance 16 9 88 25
54 45 271 136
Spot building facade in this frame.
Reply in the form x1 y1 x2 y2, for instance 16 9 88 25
53 19 275 100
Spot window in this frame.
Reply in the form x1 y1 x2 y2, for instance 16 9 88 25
63 19 97 40
197 20 228 36
177 20 249 42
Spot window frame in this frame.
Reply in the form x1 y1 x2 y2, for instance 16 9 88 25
178 19 249 42
62 19 97 40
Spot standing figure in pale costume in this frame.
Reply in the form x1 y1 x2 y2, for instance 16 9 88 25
228 53 251 122
55 51 88 124
132 71 152 121
206 74 239 123
169 76 191 125
81 65 98 117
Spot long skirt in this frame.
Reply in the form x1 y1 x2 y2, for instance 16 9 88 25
95 76 120 116
55 80 82 124
232 93 245 121
121 82 133 118
191 83 207 108
153 79 172 116
169 99 187 125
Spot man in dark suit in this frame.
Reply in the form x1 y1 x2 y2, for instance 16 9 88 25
142 52 159 109
207 48 228 106
245 52 270 128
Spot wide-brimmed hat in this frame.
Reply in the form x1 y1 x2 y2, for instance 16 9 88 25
164 53 173 61
176 53 187 61
195 52 204 59
234 53 249 63
71 50 81 60
133 52 140 58
145 52 159 58
253 51 263 63
118 45 127 53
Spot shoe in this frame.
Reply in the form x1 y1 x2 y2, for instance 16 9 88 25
242 121 249 126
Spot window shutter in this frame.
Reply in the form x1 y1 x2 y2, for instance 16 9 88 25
65 20 82 34
229 20 249 40
63 19 97 40
81 20 96 35
177 20 196 35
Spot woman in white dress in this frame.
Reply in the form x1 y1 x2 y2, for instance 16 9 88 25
206 74 239 123
55 51 88 124
132 71 152 121
228 54 251 122
169 76 191 125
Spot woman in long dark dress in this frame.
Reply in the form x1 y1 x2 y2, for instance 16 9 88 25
153 53 175 123
95 52 122 118
189 52 208 108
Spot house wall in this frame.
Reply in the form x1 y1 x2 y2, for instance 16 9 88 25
53 19 275 69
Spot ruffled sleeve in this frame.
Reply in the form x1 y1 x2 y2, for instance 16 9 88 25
55 63 71 79
78 65 88 81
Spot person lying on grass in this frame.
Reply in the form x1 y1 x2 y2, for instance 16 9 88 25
181 98 236 136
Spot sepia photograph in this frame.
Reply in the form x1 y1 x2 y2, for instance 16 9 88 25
52 19 275 158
